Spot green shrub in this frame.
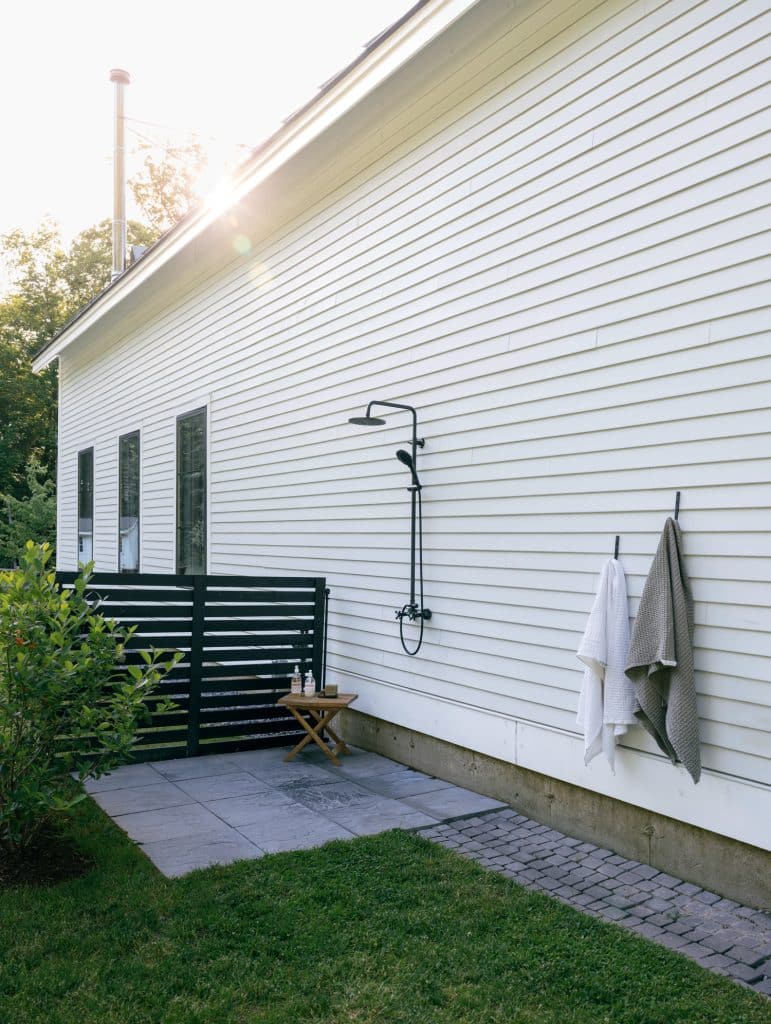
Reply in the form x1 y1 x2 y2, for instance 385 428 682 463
0 542 180 853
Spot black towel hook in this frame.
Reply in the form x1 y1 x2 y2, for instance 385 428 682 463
613 535 620 559
674 491 681 521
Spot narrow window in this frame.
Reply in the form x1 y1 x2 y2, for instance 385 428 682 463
77 447 94 564
119 431 140 572
176 408 206 574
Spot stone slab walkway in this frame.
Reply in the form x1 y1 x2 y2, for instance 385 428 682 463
417 808 771 997
85 745 504 877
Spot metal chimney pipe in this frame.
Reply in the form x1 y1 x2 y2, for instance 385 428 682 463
109 68 130 279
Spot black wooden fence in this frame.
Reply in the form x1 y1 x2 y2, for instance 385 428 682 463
56 571 328 763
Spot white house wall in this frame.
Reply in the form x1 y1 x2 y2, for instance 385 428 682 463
57 0 771 849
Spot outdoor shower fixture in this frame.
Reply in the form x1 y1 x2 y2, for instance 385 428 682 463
348 400 431 656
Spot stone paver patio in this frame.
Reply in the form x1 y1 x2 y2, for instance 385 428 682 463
85 745 504 875
86 745 770 997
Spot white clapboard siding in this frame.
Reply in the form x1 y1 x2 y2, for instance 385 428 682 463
56 0 771 848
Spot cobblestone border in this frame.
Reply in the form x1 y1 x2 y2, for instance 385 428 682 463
417 808 771 997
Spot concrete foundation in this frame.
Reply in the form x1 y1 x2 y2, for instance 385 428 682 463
340 709 771 911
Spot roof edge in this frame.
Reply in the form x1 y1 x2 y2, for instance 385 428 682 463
33 0 479 371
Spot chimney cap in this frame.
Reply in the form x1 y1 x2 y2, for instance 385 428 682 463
109 68 130 84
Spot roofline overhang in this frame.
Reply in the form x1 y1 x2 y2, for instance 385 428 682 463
33 0 481 371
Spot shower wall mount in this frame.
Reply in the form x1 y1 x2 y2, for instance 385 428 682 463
348 399 431 655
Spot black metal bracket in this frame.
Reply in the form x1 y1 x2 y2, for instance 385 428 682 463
614 535 620 559
674 491 681 521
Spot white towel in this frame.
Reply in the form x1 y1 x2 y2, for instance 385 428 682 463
577 558 637 771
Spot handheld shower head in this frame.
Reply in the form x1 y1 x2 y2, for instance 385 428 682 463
396 448 421 488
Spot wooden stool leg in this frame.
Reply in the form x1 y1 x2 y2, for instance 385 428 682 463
323 721 351 755
283 706 316 761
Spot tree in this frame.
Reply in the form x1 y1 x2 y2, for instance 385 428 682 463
0 140 207 502
0 219 153 498
0 456 56 567
129 139 207 235
0 341 57 504
0 221 67 356
0 221 62 495
64 218 156 310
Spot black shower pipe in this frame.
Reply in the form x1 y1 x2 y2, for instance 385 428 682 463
359 400 424 612
348 399 431 634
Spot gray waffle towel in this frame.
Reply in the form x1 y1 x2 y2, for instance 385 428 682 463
625 518 701 783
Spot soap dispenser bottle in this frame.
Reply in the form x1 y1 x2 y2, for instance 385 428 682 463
291 665 302 695
304 669 316 697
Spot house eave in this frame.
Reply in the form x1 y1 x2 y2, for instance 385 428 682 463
32 0 480 372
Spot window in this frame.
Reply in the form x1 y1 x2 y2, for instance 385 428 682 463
176 408 206 574
119 431 140 572
77 448 94 564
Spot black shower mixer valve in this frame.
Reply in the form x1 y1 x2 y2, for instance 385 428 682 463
395 603 432 622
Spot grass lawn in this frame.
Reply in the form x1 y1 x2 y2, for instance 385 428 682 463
0 798 768 1024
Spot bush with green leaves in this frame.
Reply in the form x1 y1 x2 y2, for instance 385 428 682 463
0 542 180 853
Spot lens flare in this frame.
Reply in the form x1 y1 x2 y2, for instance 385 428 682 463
233 234 251 255
249 261 274 293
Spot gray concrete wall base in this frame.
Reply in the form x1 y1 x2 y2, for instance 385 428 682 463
340 709 770 911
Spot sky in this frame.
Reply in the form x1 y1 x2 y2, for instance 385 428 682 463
0 0 411 244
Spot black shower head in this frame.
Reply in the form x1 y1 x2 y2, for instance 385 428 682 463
348 415 386 426
396 448 421 488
